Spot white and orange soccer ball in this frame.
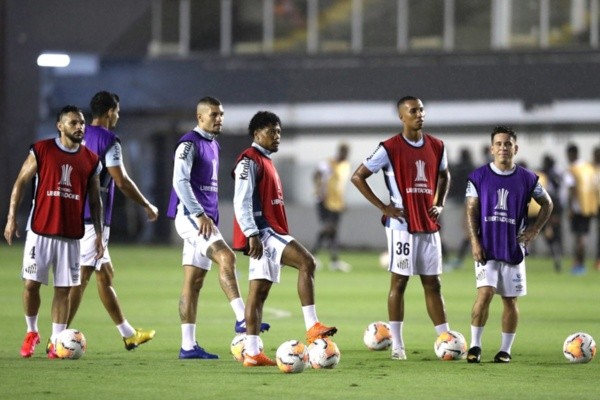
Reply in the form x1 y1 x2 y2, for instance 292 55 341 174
363 321 392 351
434 330 467 361
230 333 263 362
563 332 596 363
276 340 308 373
308 337 340 369
55 329 87 360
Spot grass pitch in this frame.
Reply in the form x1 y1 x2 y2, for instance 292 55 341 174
0 243 599 399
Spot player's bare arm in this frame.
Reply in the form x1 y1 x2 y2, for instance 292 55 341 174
518 192 553 247
87 173 105 260
351 164 405 220
107 165 158 221
429 168 451 221
4 154 37 244
465 196 485 264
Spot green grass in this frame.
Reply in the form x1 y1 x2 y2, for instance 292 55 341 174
1 243 599 399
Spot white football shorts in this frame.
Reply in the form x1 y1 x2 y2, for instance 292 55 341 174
473 253 527 297
247 228 294 283
175 213 224 270
384 227 443 276
22 231 81 286
80 224 111 269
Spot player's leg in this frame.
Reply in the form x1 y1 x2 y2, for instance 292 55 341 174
281 239 337 343
242 249 276 367
93 261 155 350
69 225 106 325
178 265 217 359
180 265 206 326
95 262 124 324
242 279 276 366
21 279 42 357
420 275 448 328
67 265 94 325
596 214 600 270
543 214 562 272
244 279 272 336
467 286 495 363
47 237 81 359
23 279 42 326
311 202 328 254
416 233 449 334
328 212 351 272
207 238 270 333
48 286 70 358
494 296 518 363
494 260 525 363
570 215 588 274
20 232 45 357
208 240 241 301
388 273 409 359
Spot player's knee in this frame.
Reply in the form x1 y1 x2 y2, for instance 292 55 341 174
303 256 317 275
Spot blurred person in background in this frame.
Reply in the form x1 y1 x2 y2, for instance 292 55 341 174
311 143 352 272
538 155 564 272
593 146 600 271
563 143 598 275
67 91 158 350
351 96 451 361
445 147 476 270
465 126 552 364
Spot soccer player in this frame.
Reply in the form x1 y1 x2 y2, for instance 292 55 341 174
311 142 352 272
351 96 451 360
232 111 337 367
4 105 104 358
67 91 158 350
167 97 268 360
563 143 598 275
465 126 553 363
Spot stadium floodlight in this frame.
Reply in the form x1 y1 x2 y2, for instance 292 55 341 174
37 53 70 68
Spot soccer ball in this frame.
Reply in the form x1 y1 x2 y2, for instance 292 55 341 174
55 329 87 360
563 332 596 363
434 330 467 361
363 321 392 350
308 337 340 369
378 252 390 269
275 340 308 373
230 333 263 362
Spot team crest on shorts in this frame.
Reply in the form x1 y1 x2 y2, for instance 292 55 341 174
24 262 37 275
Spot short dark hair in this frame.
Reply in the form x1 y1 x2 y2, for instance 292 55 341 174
248 111 281 137
566 143 579 156
396 96 419 109
491 125 516 142
197 96 222 108
57 105 83 122
90 91 119 118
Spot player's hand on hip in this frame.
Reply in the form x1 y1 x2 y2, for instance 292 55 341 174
382 203 405 222
428 205 443 221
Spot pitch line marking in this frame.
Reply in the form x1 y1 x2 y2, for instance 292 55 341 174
263 307 292 318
